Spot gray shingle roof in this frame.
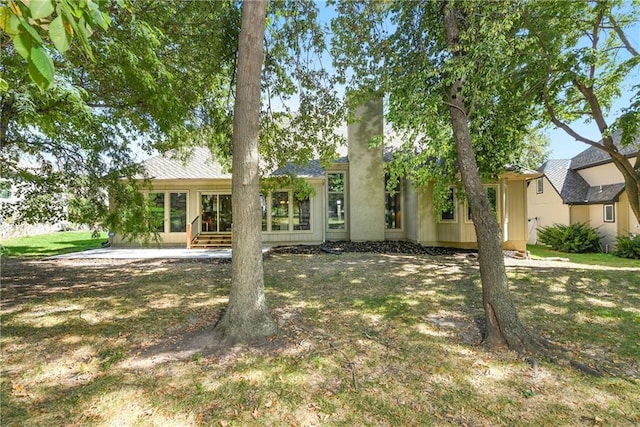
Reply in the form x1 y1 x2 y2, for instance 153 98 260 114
538 131 638 204
570 131 639 170
583 183 625 204
141 147 231 180
539 159 592 203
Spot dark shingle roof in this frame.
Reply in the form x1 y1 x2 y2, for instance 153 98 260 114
538 132 636 204
583 183 625 204
539 159 592 203
570 131 639 170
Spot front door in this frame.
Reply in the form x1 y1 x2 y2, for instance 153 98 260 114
200 194 232 232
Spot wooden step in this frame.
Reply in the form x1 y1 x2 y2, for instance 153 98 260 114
190 233 232 249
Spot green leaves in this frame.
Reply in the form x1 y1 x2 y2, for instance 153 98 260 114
49 15 72 53
28 45 55 90
29 0 54 20
1 0 117 91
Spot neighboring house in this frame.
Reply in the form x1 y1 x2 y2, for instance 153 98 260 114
527 133 640 249
112 101 539 251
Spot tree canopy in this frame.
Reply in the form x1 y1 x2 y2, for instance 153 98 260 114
1 0 345 239
522 0 640 223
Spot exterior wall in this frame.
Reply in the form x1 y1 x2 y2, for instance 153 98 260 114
112 178 325 247
569 205 590 225
416 179 529 251
619 192 640 236
587 204 617 250
505 179 527 250
347 99 385 241
577 156 638 185
526 176 570 229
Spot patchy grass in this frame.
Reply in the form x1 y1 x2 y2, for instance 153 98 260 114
1 254 639 426
0 231 108 258
528 244 640 269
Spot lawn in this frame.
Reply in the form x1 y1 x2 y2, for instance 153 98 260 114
0 231 108 258
1 252 639 426
527 244 640 269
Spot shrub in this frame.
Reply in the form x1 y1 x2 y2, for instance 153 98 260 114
613 234 640 259
537 223 602 253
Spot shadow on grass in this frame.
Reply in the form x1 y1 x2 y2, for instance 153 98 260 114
1 254 638 426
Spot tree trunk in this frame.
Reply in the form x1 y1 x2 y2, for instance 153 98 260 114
215 0 277 342
442 2 548 354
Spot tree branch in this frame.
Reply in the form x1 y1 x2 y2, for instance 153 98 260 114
608 14 639 57
541 75 601 148
589 5 605 82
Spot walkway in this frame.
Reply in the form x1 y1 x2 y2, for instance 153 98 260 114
48 247 250 260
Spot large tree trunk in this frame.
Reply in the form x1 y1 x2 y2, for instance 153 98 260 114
442 2 548 354
215 0 277 342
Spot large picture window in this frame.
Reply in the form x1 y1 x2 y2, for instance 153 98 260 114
148 192 165 232
271 191 290 231
261 190 311 232
327 172 345 230
385 174 401 229
146 191 187 233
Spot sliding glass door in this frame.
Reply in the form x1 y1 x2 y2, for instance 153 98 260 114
200 194 232 232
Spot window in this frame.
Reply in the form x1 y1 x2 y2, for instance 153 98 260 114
604 204 615 223
260 193 268 231
169 192 187 232
440 187 456 221
271 191 290 231
261 190 311 232
148 193 165 232
536 177 544 194
327 172 345 230
467 186 498 221
146 191 187 233
385 174 401 229
293 197 311 230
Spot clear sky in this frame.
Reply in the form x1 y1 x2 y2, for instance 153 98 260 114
544 85 638 160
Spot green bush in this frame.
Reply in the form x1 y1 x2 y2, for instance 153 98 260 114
613 234 640 259
537 223 602 253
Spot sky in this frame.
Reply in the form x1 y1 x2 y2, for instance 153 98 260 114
544 84 638 160
312 1 639 163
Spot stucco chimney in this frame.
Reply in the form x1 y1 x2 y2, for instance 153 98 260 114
347 99 385 241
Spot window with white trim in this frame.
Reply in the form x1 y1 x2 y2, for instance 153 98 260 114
260 190 311 232
146 191 187 233
604 204 615 223
536 177 544 194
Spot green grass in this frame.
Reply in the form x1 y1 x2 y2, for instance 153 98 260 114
528 244 640 268
1 253 638 426
0 230 108 258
